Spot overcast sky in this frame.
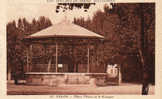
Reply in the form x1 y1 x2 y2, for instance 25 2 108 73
7 1 111 24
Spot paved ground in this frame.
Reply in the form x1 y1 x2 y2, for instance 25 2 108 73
7 82 155 95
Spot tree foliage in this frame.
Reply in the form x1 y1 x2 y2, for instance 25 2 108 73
7 16 52 78
73 3 155 83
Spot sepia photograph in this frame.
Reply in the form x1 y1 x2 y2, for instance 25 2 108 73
6 1 155 95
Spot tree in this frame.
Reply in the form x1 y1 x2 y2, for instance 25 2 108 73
72 3 155 94
7 16 52 80
108 3 155 95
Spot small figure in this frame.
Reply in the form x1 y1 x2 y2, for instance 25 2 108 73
13 71 19 85
14 64 23 85
142 72 149 95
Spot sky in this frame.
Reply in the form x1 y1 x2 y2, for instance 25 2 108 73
7 1 111 24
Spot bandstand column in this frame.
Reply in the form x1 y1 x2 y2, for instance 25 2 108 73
56 42 58 72
87 43 90 73
26 45 30 72
29 44 33 72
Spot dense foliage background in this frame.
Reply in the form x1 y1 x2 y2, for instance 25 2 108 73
7 16 52 79
73 3 155 84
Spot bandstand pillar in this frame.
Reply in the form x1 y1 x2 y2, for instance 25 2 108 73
26 45 30 72
87 43 90 73
55 42 58 72
29 44 33 72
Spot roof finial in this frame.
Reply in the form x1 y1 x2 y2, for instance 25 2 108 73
62 10 70 23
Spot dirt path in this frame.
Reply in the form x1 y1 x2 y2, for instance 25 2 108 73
7 83 155 95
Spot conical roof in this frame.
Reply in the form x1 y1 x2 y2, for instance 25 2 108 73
25 20 104 39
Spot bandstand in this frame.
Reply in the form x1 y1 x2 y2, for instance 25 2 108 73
23 20 109 86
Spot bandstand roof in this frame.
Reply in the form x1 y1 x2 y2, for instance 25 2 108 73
25 20 104 39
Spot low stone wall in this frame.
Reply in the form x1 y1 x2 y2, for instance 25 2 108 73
25 73 119 86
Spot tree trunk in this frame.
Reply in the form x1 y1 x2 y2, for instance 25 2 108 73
140 4 149 95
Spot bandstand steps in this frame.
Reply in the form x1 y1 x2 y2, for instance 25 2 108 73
66 74 90 84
